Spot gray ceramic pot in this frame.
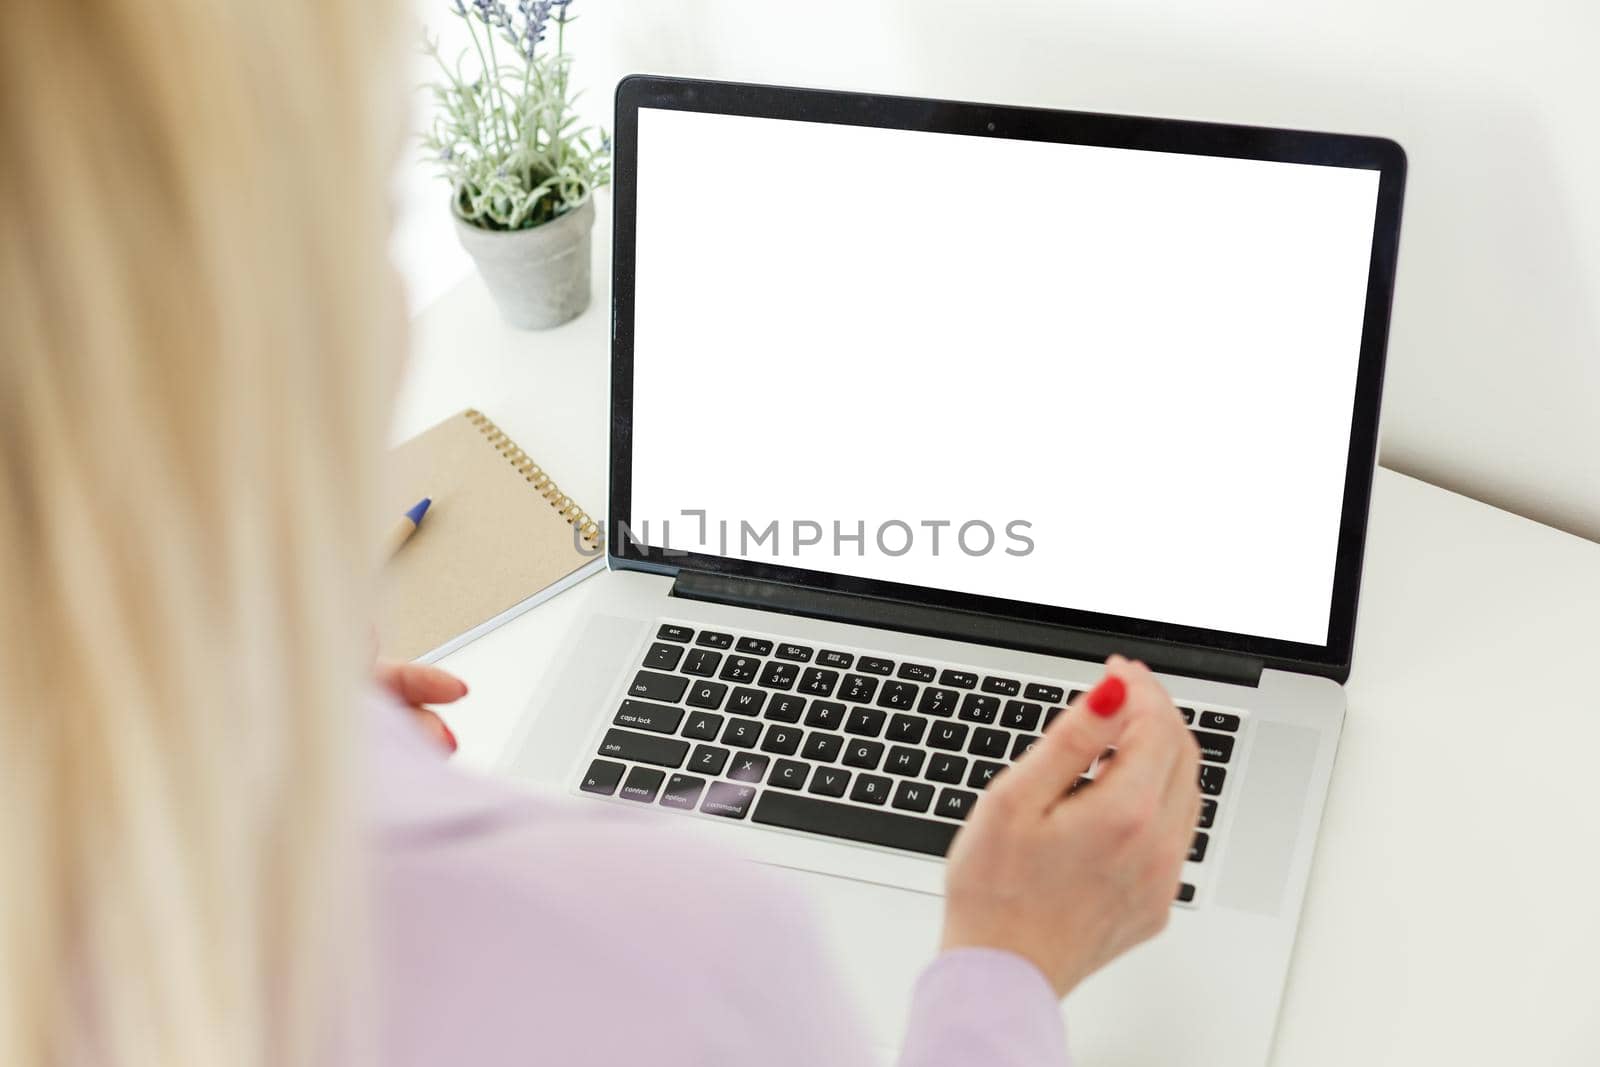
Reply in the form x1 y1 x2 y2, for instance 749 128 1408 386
454 196 594 330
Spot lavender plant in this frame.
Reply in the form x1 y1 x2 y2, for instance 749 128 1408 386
424 0 611 231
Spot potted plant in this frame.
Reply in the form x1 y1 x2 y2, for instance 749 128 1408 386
424 0 611 330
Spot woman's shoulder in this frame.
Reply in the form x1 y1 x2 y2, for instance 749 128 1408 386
367 698 840 1067
368 693 752 888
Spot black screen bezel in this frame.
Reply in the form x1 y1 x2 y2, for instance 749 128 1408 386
609 75 1406 683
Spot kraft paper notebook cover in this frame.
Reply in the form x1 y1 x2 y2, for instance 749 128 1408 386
379 409 604 662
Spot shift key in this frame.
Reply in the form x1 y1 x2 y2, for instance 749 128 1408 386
629 670 688 703
598 728 689 768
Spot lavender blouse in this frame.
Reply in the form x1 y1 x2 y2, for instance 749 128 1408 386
370 698 1069 1066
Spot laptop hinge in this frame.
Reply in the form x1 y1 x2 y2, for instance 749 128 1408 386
670 570 1265 688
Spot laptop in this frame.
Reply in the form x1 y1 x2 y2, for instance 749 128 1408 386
509 75 1405 1066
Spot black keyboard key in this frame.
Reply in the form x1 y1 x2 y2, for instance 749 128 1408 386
1001 700 1042 732
700 781 755 818
598 728 688 769
619 765 665 803
726 687 766 717
735 636 774 656
884 745 926 777
958 693 1000 724
688 744 730 777
754 791 958 857
643 642 684 671
1010 733 1040 760
928 721 969 751
981 676 1020 696
855 656 894 675
939 669 978 689
839 674 879 702
917 687 960 717
1198 798 1217 829
682 711 723 742
686 680 728 710
718 655 761 684
801 732 843 763
926 753 968 784
1191 730 1236 764
876 681 919 710
886 713 926 745
845 706 887 737
768 758 810 790
850 773 893 805
657 624 694 643
1179 706 1196 724
613 700 684 735
721 718 762 748
967 760 1005 789
808 767 852 797
695 630 734 649
760 725 803 756
1024 683 1064 702
764 694 807 723
580 758 625 795
1176 882 1196 903
897 662 936 682
892 780 934 813
1043 706 1066 730
798 667 839 697
1200 711 1241 732
728 752 769 783
968 727 1010 759
758 661 799 690
1200 764 1227 795
660 773 705 809
1068 690 1085 703
629 670 688 703
802 700 844 730
776 642 814 663
682 648 722 677
842 739 885 770
935 788 978 820
817 649 854 669
1189 832 1210 863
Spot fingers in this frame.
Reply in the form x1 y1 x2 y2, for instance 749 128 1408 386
374 659 469 706
995 656 1140 812
410 706 459 754
1152 715 1202 847
1087 662 1188 813
1139 728 1202 902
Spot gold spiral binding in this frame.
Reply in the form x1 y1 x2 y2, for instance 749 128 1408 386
464 409 602 549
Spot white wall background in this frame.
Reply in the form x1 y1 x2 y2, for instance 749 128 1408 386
400 0 1600 541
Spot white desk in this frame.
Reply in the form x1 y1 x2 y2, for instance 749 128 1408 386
397 207 1600 1064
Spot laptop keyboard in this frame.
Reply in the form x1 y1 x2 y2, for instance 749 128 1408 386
578 621 1243 905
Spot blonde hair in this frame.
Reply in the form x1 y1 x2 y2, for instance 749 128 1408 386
0 2 403 1064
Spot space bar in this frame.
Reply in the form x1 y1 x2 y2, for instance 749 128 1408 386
752 792 960 858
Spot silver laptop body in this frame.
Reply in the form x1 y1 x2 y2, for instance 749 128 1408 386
508 76 1406 1067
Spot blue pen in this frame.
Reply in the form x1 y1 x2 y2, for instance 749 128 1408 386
381 497 431 560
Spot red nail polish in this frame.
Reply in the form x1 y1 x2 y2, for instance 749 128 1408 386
1087 675 1126 717
440 721 458 754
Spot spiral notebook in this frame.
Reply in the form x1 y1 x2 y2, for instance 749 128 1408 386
378 409 605 662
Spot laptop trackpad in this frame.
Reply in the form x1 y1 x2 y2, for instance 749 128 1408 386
1216 721 1319 917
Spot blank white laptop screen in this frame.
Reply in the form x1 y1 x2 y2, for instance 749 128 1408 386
628 106 1381 647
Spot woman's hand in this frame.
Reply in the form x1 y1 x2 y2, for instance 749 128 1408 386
373 659 469 754
940 655 1201 997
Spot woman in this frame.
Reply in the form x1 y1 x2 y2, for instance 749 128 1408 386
0 2 1200 1065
